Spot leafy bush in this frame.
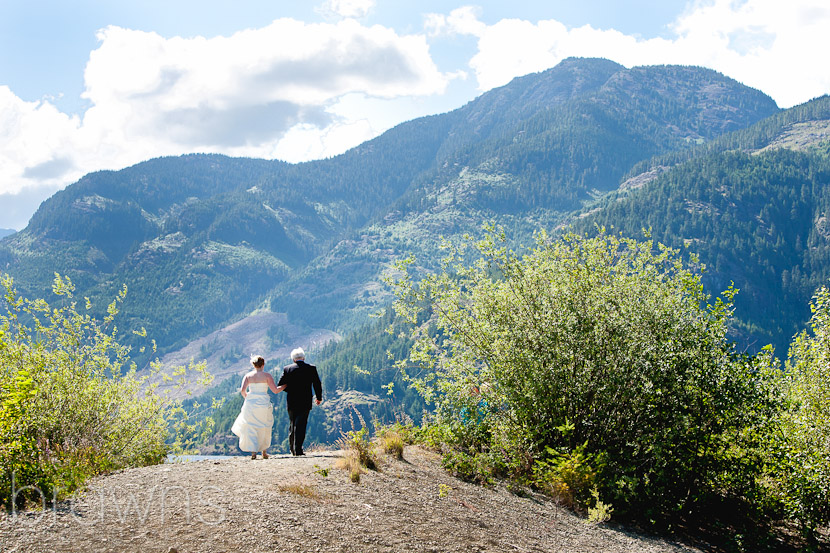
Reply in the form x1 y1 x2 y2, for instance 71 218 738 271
586 488 614 524
391 228 781 518
534 441 602 509
0 273 213 510
765 287 830 534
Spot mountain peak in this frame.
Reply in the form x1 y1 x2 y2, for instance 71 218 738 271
1 58 782 360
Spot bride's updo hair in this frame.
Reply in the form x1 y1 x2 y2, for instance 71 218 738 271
250 355 265 368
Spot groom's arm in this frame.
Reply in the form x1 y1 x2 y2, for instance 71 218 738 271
276 367 288 388
312 367 322 404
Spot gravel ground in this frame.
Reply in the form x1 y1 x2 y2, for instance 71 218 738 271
0 446 702 553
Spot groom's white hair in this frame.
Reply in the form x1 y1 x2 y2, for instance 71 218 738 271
291 347 305 361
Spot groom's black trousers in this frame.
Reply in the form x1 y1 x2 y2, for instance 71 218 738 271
288 408 310 455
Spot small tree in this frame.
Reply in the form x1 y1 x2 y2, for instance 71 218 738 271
0 273 213 509
770 287 830 534
392 227 779 516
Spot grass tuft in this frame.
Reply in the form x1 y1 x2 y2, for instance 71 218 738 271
379 430 405 460
277 481 321 500
336 452 364 483
335 427 379 472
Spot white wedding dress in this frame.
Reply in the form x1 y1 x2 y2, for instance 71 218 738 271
231 382 274 452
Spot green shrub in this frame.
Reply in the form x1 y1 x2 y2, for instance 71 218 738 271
533 441 602 508
391 228 780 518
765 287 830 534
440 449 497 485
0 273 213 510
380 418 418 445
375 418 419 461
378 429 405 460
587 488 614 524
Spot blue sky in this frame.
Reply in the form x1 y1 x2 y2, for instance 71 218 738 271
1 0 828 229
1 1 687 115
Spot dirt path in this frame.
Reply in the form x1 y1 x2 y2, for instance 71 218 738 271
0 447 700 553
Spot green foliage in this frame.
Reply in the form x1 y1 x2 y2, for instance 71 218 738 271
335 425 380 483
765 287 830 533
586 488 614 524
376 420 416 460
534 442 602 509
392 228 781 519
0 273 214 510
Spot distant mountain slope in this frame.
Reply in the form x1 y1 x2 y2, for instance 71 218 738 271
0 58 780 361
265 61 779 331
0 229 14 239
571 95 830 354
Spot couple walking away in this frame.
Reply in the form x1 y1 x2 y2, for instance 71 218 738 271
231 347 323 459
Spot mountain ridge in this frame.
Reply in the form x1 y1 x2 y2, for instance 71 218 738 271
0 58 782 363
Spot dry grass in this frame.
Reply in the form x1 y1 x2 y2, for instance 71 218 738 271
378 430 405 460
336 451 364 483
335 428 379 474
277 481 322 500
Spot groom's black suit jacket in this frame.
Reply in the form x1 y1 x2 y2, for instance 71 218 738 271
277 360 322 412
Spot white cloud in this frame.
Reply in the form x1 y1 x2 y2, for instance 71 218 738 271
0 86 83 194
317 0 375 19
0 19 449 204
670 0 830 108
425 6 487 37
80 21 447 150
431 0 830 107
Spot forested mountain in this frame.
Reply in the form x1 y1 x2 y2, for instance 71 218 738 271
0 57 777 357
571 95 830 355
0 57 793 450
264 59 780 332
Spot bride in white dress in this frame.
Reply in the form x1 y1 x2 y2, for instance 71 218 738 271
231 355 285 459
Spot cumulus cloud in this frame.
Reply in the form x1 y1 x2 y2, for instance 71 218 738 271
0 18 449 208
80 21 446 152
424 5 486 37
318 0 376 19
671 0 830 108
429 0 830 107
0 86 82 195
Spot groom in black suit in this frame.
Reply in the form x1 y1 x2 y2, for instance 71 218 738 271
277 347 323 456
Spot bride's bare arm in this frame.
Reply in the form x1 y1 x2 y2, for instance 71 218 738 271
239 375 249 398
266 373 285 394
